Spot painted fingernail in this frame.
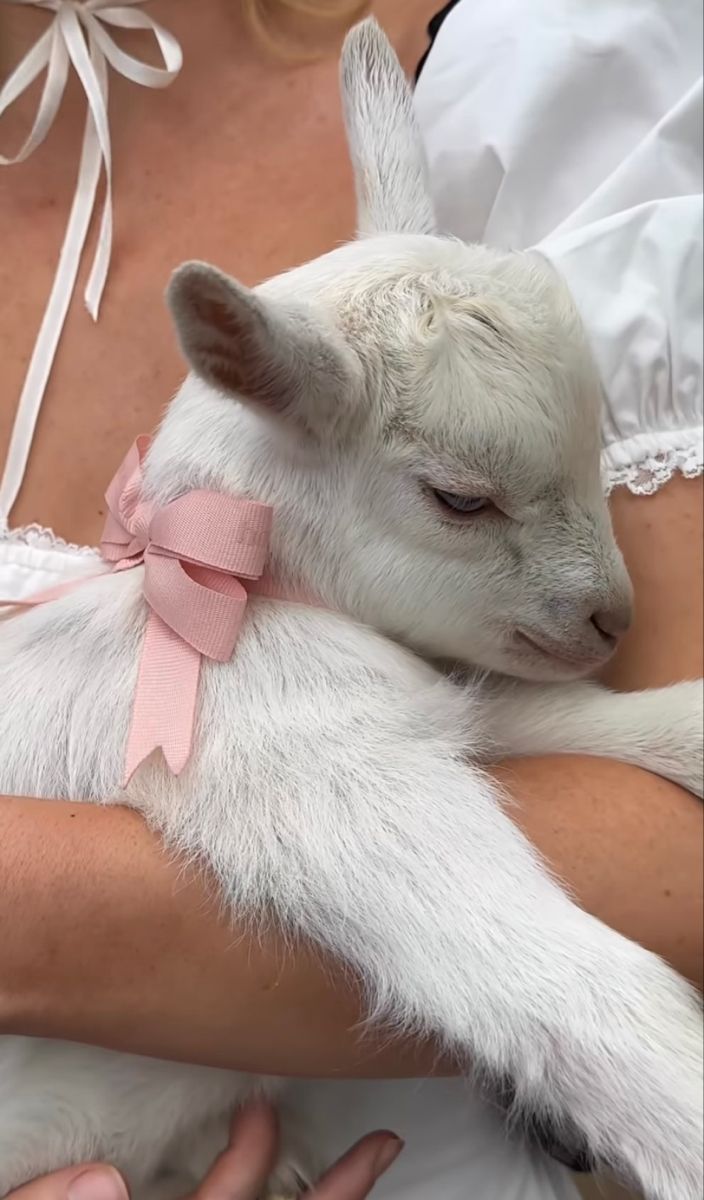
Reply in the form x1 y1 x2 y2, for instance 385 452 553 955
372 1135 404 1178
67 1167 129 1200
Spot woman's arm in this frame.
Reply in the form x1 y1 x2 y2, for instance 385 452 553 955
1 479 701 1072
0 792 440 1076
1 762 700 1077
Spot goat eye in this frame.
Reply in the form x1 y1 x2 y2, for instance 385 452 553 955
432 488 491 516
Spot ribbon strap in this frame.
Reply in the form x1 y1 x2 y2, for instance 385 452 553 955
0 1 183 524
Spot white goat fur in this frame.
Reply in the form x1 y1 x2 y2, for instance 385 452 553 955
0 20 702 1200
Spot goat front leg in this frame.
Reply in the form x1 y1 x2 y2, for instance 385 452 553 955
214 748 702 1200
480 678 704 797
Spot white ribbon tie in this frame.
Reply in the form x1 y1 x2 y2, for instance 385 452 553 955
0 0 183 523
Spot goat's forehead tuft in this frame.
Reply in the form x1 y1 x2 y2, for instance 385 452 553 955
260 233 602 474
373 279 600 431
263 234 587 355
264 234 569 311
329 247 585 361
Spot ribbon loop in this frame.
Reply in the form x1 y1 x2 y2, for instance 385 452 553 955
0 1 184 525
0 27 68 163
142 553 249 661
149 492 274 578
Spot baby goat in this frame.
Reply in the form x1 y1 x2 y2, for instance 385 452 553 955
0 20 701 1200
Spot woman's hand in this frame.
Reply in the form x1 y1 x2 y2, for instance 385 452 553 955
5 1101 404 1200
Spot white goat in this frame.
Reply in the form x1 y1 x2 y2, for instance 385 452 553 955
0 20 701 1200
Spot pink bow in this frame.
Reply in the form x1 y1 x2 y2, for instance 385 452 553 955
3 437 273 785
103 437 273 782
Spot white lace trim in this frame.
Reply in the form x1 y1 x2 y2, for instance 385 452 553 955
0 519 99 559
603 437 704 496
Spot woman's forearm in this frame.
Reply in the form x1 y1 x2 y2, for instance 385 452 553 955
1 761 700 1076
0 794 441 1077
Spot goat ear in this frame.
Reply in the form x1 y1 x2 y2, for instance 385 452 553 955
341 18 436 237
167 262 358 427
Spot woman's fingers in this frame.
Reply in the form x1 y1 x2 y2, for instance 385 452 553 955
5 1108 403 1200
193 1100 279 1200
310 1132 404 1199
7 1167 128 1200
191 1101 403 1200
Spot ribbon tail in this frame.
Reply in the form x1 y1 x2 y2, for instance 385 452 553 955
61 7 113 320
124 612 201 786
83 27 112 318
0 29 103 523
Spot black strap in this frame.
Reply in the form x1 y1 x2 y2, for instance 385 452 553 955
485 1076 594 1174
414 0 463 83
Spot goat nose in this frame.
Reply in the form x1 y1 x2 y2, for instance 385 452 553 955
590 601 633 641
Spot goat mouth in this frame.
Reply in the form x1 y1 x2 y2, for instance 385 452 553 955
515 630 604 669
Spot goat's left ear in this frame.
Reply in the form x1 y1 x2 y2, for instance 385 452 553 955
167 261 360 429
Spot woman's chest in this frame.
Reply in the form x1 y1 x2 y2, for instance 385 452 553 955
0 1 361 544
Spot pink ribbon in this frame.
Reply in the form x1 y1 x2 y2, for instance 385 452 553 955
3 437 273 785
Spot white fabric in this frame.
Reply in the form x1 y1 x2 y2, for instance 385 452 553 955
0 0 702 1195
0 522 100 603
414 0 704 497
0 0 182 525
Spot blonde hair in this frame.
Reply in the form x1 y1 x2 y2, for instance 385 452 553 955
243 0 370 52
